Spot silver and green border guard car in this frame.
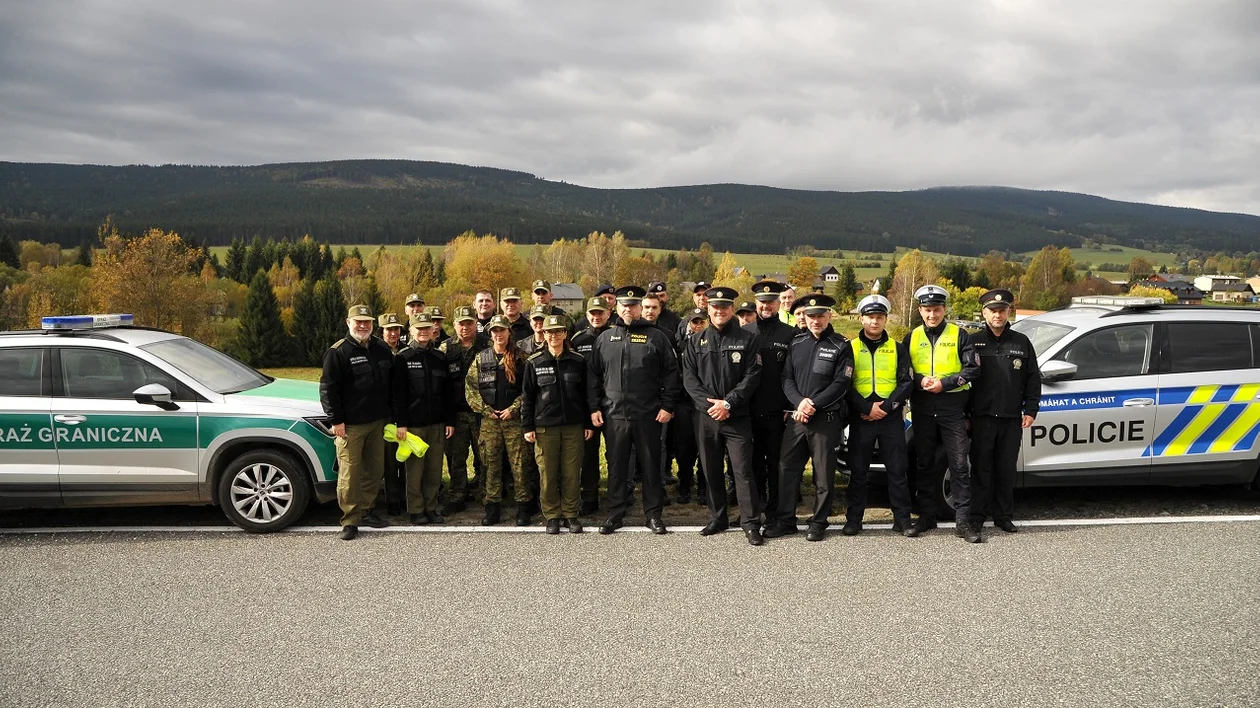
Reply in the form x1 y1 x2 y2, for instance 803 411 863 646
0 315 337 532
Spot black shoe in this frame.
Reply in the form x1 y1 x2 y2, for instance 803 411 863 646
995 518 1019 533
646 517 667 535
912 516 938 534
410 513 428 525
516 507 532 526
762 522 797 538
481 503 501 526
744 528 764 546
956 520 983 543
427 511 445 524
568 518 584 534
546 518 561 535
894 518 919 538
444 499 466 514
580 500 599 516
599 518 622 535
361 512 389 529
841 520 862 536
339 525 358 540
806 524 826 542
699 519 729 536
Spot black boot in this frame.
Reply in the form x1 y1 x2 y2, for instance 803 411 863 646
956 520 983 543
546 518 561 534
481 502 501 526
516 506 532 527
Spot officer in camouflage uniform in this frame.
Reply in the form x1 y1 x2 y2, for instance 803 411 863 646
466 314 532 526
440 305 489 513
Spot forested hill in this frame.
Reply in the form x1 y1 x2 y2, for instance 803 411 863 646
2 159 1257 256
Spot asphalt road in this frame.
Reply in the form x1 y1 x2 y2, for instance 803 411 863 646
2 522 1258 707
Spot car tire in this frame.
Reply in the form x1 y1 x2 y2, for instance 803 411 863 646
218 449 311 533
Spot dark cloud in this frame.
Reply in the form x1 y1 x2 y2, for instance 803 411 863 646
1 0 1257 214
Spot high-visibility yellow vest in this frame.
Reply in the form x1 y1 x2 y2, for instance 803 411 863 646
779 308 796 326
853 337 898 398
909 323 970 392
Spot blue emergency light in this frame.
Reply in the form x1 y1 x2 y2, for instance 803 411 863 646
40 313 135 330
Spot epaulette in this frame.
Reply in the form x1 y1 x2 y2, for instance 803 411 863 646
791 330 810 340
438 341 449 353
331 338 346 349
527 350 544 360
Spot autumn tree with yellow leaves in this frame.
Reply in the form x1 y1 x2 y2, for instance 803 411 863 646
92 227 210 336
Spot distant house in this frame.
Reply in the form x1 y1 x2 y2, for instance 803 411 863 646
1249 276 1260 295
1149 272 1190 283
818 265 840 283
1193 274 1241 293
1139 279 1204 305
549 283 586 315
1211 282 1255 303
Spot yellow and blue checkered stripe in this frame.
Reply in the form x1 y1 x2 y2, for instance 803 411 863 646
1145 384 1260 457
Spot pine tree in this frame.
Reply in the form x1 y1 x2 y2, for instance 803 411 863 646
832 263 857 312
362 274 388 316
0 233 18 268
75 240 93 267
205 253 222 278
225 238 246 281
291 278 323 365
242 236 265 280
314 271 348 352
233 271 291 367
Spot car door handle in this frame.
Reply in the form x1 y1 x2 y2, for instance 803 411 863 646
1122 398 1154 407
54 415 86 424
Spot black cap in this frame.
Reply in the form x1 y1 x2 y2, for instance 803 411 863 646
595 284 615 297
735 300 755 314
688 307 707 322
614 285 646 305
798 294 836 315
751 280 787 301
704 287 737 305
980 289 1014 309
692 281 710 294
647 281 667 293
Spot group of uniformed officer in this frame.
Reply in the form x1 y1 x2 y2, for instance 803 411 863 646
319 275 1041 544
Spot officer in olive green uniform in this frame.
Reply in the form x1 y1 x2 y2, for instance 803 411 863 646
320 304 396 540
399 294 425 347
376 312 406 514
440 305 489 513
466 314 532 525
571 297 614 514
427 305 451 346
517 304 550 355
522 314 591 534
395 312 455 524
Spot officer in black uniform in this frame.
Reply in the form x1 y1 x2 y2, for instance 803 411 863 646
649 281 682 336
904 284 982 542
743 280 796 518
844 294 917 537
393 311 456 524
571 297 613 515
682 286 765 545
587 285 681 535
763 294 852 542
398 293 425 347
531 279 569 319
427 305 451 346
517 304 550 355
968 288 1041 534
673 307 709 504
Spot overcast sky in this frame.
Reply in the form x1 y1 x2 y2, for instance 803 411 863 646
2 0 1258 214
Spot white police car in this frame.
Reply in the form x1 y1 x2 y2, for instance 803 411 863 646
0 314 338 532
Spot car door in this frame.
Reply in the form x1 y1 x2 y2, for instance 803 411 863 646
0 346 59 507
52 346 201 505
1022 323 1156 485
1148 320 1260 484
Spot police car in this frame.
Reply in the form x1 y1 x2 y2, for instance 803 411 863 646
890 296 1260 514
0 314 338 532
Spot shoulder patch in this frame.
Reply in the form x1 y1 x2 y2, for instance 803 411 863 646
331 338 346 349
528 351 544 360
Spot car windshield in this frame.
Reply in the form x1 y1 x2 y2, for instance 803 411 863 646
141 337 272 394
1011 318 1074 355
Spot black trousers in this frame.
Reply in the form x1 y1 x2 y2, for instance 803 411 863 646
846 416 913 523
750 413 786 516
696 414 760 529
671 406 700 494
581 424 610 504
969 416 1021 525
777 413 843 527
382 441 405 511
605 418 665 521
912 409 971 520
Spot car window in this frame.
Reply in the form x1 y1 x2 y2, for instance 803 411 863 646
1167 322 1254 373
0 348 44 397
140 337 269 394
60 348 184 400
1057 324 1153 379
1011 318 1073 355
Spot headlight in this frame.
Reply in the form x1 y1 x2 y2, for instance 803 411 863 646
303 416 336 437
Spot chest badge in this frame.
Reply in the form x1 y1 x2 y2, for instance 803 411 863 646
1013 359 1022 370
731 352 742 363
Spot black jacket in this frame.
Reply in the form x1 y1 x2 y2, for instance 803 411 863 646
571 323 609 359
440 333 490 413
846 330 915 418
587 317 682 420
744 315 796 416
393 341 456 428
320 336 396 425
782 325 852 415
517 335 546 357
968 325 1042 419
682 318 762 417
656 308 683 340
521 348 591 432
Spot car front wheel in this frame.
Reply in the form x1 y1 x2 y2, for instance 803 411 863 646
218 450 311 533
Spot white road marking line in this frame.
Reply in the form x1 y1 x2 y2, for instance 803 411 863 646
4 515 1259 535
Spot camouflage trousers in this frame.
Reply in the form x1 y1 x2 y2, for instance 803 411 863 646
446 412 481 501
479 415 529 504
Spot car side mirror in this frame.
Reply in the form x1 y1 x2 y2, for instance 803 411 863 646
1041 360 1077 383
134 383 180 410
